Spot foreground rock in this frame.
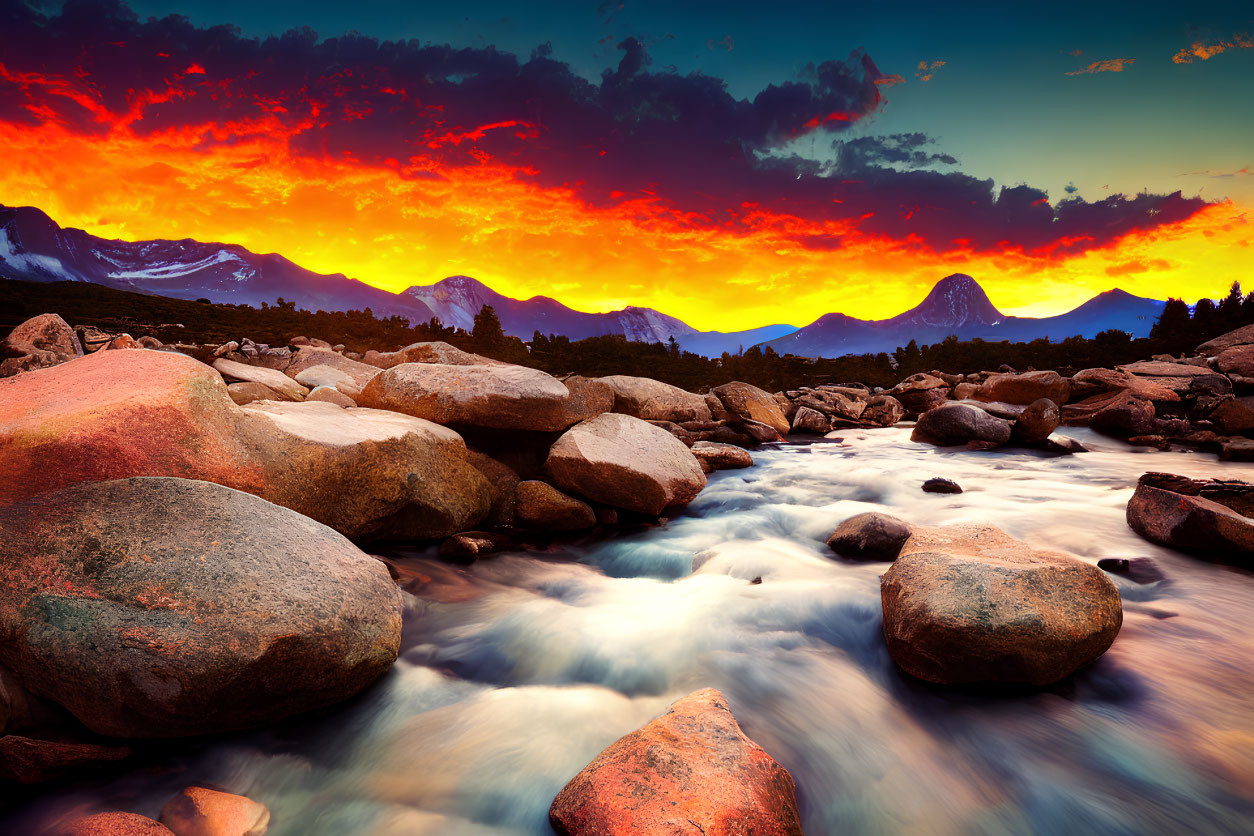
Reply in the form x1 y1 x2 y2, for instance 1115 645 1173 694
0 477 402 738
549 688 802 836
882 525 1122 685
827 512 911 560
0 351 490 540
65 813 174 835
359 362 598 431
1126 473 1254 561
911 403 1012 447
600 375 713 423
0 313 83 376
159 786 271 836
545 413 706 515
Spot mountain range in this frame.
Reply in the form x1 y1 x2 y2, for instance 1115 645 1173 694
0 203 1165 358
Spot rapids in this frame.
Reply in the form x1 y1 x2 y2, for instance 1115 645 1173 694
4 428 1252 834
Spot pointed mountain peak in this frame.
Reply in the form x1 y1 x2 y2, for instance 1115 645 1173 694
906 273 1002 328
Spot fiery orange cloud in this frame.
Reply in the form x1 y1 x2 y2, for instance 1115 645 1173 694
915 60 945 81
1065 58 1135 75
1 112 1246 332
1172 32 1254 63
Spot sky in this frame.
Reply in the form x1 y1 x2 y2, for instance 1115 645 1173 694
1 0 1251 330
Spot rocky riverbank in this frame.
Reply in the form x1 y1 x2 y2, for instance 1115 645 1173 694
1 312 1252 834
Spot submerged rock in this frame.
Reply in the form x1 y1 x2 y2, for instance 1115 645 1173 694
882 525 1123 686
0 477 402 738
1097 557 1167 584
911 403 1011 447
922 478 963 494
827 512 911 560
159 786 271 836
545 413 706 515
549 688 802 836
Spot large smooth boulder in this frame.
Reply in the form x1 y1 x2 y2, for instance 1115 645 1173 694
159 786 271 836
516 481 596 531
213 358 308 401
911 403 1012 447
882 525 1123 685
0 478 402 738
545 413 706 515
549 689 802 836
973 370 1070 406
599 375 713 423
1013 398 1060 443
711 382 790 435
0 313 83 376
827 512 911 560
284 347 381 389
1127 475 1254 560
0 351 490 540
358 362 594 432
363 341 504 369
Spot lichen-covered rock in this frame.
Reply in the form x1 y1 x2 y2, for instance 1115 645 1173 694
549 689 802 836
599 375 713 423
882 525 1123 685
0 477 402 738
545 413 706 515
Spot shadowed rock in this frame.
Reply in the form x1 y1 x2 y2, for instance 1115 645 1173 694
922 478 963 494
911 403 1011 447
0 477 402 738
1013 398 1061 443
0 313 83 376
516 481 597 531
549 688 802 836
827 512 911 560
65 812 173 835
1127 474 1254 561
882 525 1123 686
973 370 1070 406
0 735 131 784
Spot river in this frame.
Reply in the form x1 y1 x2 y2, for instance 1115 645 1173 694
5 427 1253 834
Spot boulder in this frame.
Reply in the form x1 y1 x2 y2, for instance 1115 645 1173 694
549 688 802 836
159 786 271 836
597 375 713 423
516 481 597 531
790 406 830 433
465 451 521 528
911 403 1012 447
304 386 357 407
293 363 356 390
545 413 706 515
0 735 131 784
1210 396 1254 435
973 370 1070 406
284 347 381 389
1088 392 1156 437
1127 475 1254 560
226 381 281 405
883 525 1123 685
363 341 505 369
826 512 911 560
358 362 593 431
690 441 753 471
64 813 174 836
860 395 904 427
559 376 615 426
711 382 790 435
1217 344 1254 378
0 477 402 738
953 382 979 400
1198 324 1254 355
922 478 963 494
213 358 307 402
0 313 83 376
1069 368 1180 403
1013 398 1061 443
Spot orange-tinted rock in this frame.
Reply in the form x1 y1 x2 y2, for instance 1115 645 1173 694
599 375 713 423
303 385 357 407
690 441 753 471
545 413 706 515
1088 391 1156 437
0 477 402 738
1013 398 1060 443
0 735 131 784
549 688 802 836
827 512 911 560
1127 476 1254 561
0 313 83 376
213 358 307 401
226 381 282 405
516 481 596 531
882 525 1123 685
64 812 174 835
159 786 270 836
973 370 1070 405
911 403 1011 447
711 381 790 435
284 346 381 389
860 394 905 427
363 341 505 369
1217 344 1254 378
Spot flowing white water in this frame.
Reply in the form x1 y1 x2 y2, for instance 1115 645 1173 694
6 428 1253 834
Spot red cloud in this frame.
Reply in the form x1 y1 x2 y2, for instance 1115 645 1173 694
1172 32 1254 63
1065 58 1135 75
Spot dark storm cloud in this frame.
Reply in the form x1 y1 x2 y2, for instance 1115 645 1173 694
0 0 1210 254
